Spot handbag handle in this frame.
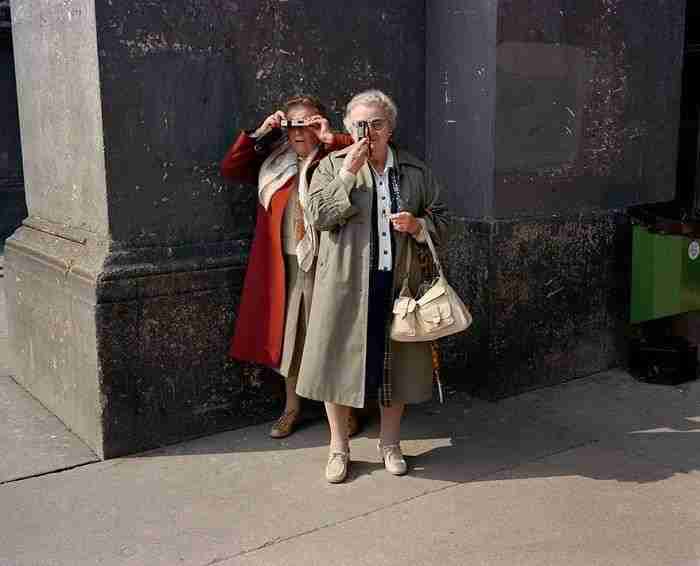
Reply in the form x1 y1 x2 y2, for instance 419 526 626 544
400 218 444 282
419 219 445 278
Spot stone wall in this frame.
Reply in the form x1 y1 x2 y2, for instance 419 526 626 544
5 0 688 456
427 0 685 398
6 0 426 457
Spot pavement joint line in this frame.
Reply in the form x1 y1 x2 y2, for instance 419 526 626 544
216 437 603 563
0 458 99 486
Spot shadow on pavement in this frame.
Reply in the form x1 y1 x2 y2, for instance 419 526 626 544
132 370 700 486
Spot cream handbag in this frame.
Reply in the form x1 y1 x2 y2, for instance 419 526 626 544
391 223 473 342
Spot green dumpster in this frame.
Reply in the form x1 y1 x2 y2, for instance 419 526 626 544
631 224 700 323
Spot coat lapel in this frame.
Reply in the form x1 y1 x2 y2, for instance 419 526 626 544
356 162 374 192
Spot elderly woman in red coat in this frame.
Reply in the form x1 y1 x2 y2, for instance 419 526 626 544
221 95 356 438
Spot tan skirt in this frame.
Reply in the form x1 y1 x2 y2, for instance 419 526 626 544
277 253 315 380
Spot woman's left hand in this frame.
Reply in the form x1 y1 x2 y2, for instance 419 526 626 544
390 212 420 235
306 115 333 145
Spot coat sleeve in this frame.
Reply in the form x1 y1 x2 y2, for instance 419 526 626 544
324 133 354 152
417 167 449 249
220 131 266 185
306 155 361 231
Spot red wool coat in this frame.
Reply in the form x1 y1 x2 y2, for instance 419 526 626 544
221 131 353 367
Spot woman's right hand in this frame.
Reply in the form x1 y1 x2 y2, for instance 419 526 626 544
342 138 370 175
252 110 286 138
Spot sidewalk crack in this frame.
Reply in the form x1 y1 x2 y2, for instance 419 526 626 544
0 459 99 486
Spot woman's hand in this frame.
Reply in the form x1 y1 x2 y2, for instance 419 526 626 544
342 138 370 175
390 212 420 235
253 110 286 138
305 115 333 145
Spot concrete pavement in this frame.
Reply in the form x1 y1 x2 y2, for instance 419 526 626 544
0 369 699 566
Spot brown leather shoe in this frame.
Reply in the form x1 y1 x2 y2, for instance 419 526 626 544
269 409 300 439
347 410 362 438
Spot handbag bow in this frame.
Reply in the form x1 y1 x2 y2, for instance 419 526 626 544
392 296 417 318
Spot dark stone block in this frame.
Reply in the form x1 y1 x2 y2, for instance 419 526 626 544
94 0 427 248
442 211 631 399
427 0 684 219
427 0 682 398
96 271 282 458
426 0 497 218
495 0 684 217
439 218 493 380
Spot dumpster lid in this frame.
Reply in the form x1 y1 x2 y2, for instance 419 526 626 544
629 202 700 238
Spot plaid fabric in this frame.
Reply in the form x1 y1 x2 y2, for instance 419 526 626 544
377 167 402 407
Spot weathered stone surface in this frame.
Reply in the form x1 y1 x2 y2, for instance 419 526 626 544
443 211 631 399
425 0 497 217
96 267 285 458
94 0 427 249
12 0 109 235
4 230 104 452
428 0 684 398
427 0 684 219
6 0 428 457
5 0 689 453
493 0 684 217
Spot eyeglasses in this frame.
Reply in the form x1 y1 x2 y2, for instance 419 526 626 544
352 118 388 132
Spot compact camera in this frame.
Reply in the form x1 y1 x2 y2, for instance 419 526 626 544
280 118 306 128
355 120 369 140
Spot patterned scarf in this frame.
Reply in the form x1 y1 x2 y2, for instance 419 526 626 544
258 141 319 271
258 140 297 210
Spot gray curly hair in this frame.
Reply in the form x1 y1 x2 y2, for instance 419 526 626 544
343 89 398 132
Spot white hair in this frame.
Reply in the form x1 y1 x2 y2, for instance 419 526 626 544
343 89 398 131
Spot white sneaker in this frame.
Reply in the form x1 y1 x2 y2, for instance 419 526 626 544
378 442 407 476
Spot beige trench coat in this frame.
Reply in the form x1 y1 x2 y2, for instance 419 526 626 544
277 252 314 379
296 145 449 408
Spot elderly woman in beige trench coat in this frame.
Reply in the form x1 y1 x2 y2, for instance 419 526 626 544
296 90 449 483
